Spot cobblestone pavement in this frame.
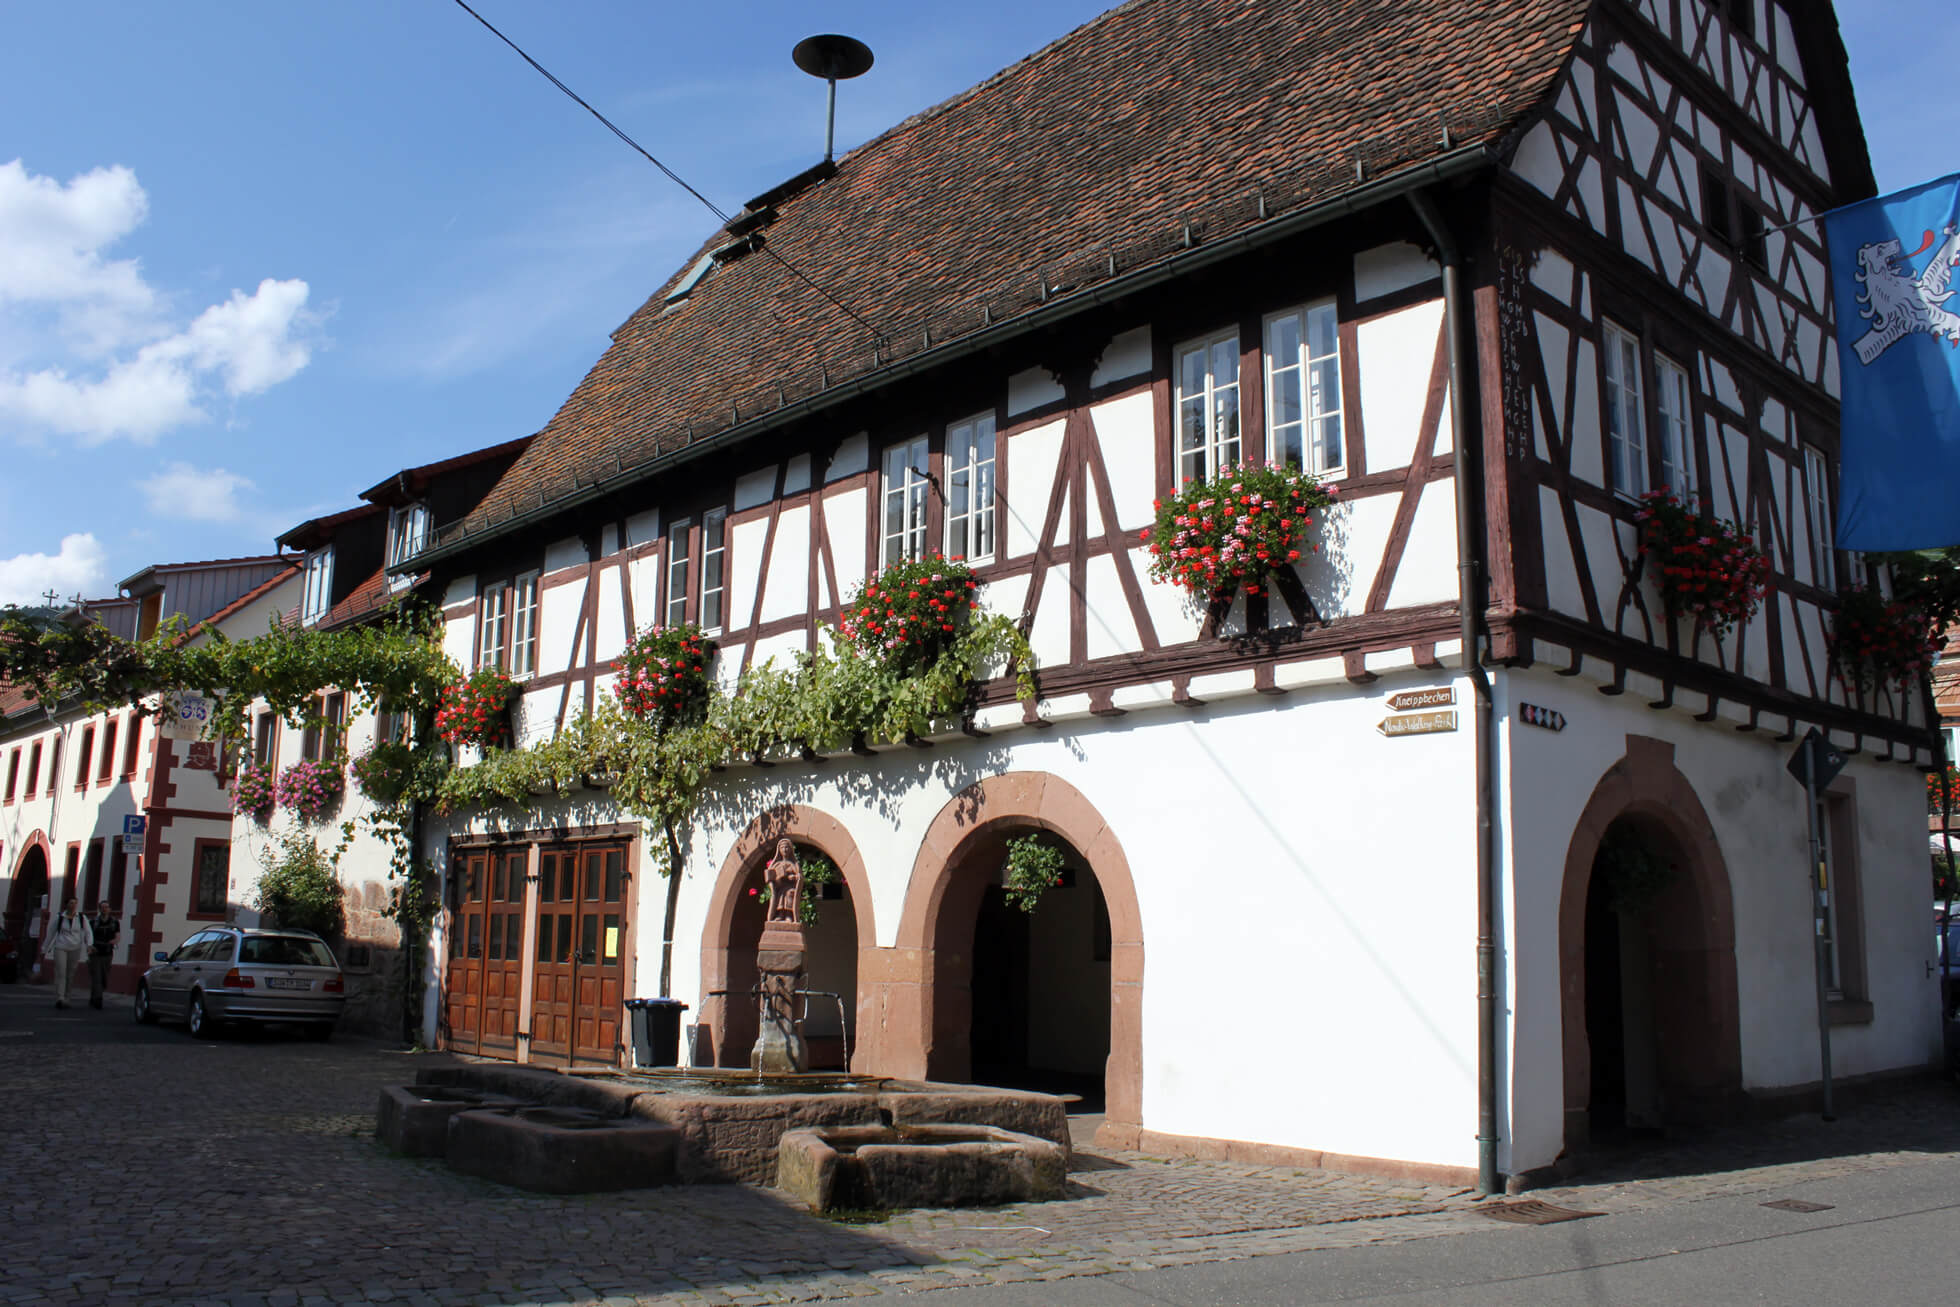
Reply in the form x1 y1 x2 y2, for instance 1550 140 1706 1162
7 983 1960 1306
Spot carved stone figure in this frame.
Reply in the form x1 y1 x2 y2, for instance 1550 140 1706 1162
764 838 802 924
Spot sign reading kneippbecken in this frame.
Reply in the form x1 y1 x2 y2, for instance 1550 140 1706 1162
1385 687 1455 712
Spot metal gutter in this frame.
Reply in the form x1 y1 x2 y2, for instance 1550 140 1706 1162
406 144 1496 573
1409 187 1501 1196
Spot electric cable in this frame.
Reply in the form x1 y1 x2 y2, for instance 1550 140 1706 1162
449 0 886 347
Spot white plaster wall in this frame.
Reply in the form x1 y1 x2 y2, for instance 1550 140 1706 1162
1499 664 1941 1174
1355 300 1445 471
1005 420 1065 559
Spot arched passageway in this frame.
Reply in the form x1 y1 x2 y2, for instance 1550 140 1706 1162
1561 737 1742 1152
6 841 52 970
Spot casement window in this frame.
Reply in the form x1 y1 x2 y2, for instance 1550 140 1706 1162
74 725 94 791
883 438 931 566
1699 167 1770 275
1175 330 1242 487
477 572 540 674
944 413 997 563
301 547 335 625
387 504 432 590
45 740 59 796
98 718 117 785
26 741 42 798
63 844 80 903
4 748 18 803
1264 301 1345 476
664 518 692 628
700 509 728 632
82 840 104 910
1803 443 1836 591
121 713 141 778
192 841 229 918
1601 321 1649 498
252 712 279 769
301 692 346 762
1654 353 1695 498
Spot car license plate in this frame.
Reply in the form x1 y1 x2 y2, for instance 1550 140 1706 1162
266 978 311 991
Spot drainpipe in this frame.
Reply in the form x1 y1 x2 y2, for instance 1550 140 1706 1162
1410 189 1500 1196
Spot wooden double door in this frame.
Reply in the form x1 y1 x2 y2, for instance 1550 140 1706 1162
445 842 630 1066
445 848 526 1057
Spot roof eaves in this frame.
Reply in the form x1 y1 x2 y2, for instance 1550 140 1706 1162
408 143 1495 573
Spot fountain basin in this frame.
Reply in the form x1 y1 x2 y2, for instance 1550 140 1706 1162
409 1066 1069 1188
777 1124 1068 1212
375 1084 523 1157
443 1105 681 1193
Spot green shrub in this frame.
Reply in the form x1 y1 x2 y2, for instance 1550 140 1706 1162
255 831 346 939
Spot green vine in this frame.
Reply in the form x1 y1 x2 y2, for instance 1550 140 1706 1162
797 846 841 927
1002 833 1066 913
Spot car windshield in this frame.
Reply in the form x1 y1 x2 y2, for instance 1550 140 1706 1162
239 936 336 968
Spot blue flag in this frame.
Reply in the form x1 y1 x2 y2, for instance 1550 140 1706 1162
1825 172 1960 551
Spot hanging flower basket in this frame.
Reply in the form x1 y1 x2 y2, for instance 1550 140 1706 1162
436 667 516 750
1830 585 1941 691
350 742 413 806
837 555 981 672
1926 765 1959 816
612 624 717 728
276 757 344 825
1632 490 1769 638
1141 464 1338 603
232 761 275 822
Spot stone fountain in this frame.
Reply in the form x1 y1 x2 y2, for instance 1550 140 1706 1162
751 838 808 1075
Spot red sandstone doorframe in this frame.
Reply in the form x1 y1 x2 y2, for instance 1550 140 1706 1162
887 772 1144 1144
700 805 875 1069
1557 735 1741 1152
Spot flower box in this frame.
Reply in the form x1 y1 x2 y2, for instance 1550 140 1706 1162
437 668 517 750
612 625 716 728
837 556 981 672
1141 464 1337 604
1831 585 1940 691
1632 490 1768 638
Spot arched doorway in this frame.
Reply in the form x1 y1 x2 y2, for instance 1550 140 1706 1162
700 807 873 1070
7 842 52 972
895 773 1143 1136
1561 737 1741 1152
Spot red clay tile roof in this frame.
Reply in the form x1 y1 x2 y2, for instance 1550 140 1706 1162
317 565 429 631
359 434 535 507
441 0 1588 549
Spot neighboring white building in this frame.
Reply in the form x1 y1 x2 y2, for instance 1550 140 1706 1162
375 0 1935 1190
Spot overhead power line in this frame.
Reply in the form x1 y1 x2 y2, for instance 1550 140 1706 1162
448 0 884 345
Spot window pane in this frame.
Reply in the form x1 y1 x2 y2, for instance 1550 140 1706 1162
604 850 622 902
559 859 576 902
701 510 727 630
556 915 574 962
580 913 599 964
536 914 553 962
666 521 691 627
466 913 482 959
583 855 601 901
486 910 502 960
507 915 523 960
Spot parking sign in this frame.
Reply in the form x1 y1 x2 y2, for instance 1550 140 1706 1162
123 814 146 839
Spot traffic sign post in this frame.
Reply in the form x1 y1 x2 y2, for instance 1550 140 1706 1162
122 814 146 840
1786 728 1843 1121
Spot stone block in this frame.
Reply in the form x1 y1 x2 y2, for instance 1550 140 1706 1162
776 1124 1068 1212
443 1106 680 1193
375 1084 522 1157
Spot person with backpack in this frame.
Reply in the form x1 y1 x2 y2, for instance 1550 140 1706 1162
87 902 120 1009
44 898 89 1010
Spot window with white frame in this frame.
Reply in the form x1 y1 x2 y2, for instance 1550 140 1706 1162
665 518 692 627
1264 301 1344 476
387 504 432 589
477 572 539 674
301 548 335 624
944 413 996 563
1175 330 1241 487
1654 353 1695 498
700 509 728 632
1803 443 1835 590
1602 321 1648 498
882 438 931 565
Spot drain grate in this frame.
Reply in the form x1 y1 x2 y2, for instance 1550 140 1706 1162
1760 1199 1834 1213
1478 1200 1604 1225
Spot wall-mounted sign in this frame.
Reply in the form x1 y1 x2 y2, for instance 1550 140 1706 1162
1378 710 1458 737
122 814 146 839
184 741 217 771
1386 687 1456 712
1520 703 1566 732
160 691 210 740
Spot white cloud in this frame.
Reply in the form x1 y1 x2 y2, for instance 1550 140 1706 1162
140 460 256 523
0 533 107 606
0 160 316 445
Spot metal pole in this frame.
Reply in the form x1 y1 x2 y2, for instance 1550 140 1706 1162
1802 739 1835 1120
824 78 837 162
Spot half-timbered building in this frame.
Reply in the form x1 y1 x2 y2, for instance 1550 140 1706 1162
401 0 1940 1186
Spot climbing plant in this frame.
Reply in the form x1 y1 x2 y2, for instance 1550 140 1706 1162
1001 833 1066 913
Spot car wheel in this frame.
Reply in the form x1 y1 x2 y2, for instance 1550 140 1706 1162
187 992 219 1039
134 984 156 1023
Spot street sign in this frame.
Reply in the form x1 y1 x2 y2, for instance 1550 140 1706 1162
122 814 146 839
1785 728 1847 790
160 691 211 740
1378 710 1458 737
1520 703 1566 732
1386 687 1455 711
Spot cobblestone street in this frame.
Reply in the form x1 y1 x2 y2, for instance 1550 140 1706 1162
7 984 1959 1306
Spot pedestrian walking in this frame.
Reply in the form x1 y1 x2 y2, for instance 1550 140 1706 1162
45 898 89 1010
88 901 120 1009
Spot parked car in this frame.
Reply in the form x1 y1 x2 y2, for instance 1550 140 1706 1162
0 922 17 983
135 925 344 1039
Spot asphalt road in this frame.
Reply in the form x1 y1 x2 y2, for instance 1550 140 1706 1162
879 1155 1960 1306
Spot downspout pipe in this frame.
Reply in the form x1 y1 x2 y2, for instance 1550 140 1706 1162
1409 188 1500 1196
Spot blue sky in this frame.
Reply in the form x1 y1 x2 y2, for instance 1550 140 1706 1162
0 1 1951 605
